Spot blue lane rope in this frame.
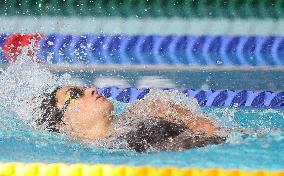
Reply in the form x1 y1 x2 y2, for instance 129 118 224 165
35 34 284 66
2 34 284 66
97 87 284 108
0 34 9 63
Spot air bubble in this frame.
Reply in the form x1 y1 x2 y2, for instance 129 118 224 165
216 60 222 65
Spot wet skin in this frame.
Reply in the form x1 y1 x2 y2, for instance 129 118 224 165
55 86 222 141
55 86 114 140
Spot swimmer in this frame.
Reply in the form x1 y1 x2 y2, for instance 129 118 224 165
36 86 229 152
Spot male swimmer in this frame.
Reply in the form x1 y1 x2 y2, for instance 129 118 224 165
36 86 229 152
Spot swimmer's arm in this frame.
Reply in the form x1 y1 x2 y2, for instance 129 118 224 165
127 99 222 137
155 130 227 151
168 104 223 137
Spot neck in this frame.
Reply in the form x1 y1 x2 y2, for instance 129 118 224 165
73 124 112 141
81 124 112 141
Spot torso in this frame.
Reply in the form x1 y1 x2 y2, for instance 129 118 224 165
97 114 227 152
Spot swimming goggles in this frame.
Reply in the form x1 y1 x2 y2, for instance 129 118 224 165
61 87 85 113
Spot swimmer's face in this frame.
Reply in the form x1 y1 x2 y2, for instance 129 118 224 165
55 86 114 140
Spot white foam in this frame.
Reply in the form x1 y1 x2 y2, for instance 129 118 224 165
136 76 176 88
0 43 83 120
94 76 130 88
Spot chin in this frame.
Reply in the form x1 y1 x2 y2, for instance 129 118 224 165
108 101 114 111
103 99 114 111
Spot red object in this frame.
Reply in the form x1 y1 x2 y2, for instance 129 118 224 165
2 33 43 62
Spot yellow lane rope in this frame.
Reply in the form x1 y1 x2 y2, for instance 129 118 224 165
0 163 283 176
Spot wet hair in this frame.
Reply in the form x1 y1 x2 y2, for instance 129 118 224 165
36 86 64 133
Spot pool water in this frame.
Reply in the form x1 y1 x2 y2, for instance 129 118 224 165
0 100 283 170
0 58 283 170
53 69 284 90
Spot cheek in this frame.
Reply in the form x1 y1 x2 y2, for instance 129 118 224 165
69 101 109 119
64 108 96 132
64 99 113 124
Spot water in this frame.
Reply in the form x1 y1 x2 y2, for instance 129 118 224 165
52 68 284 90
0 56 283 170
0 103 283 170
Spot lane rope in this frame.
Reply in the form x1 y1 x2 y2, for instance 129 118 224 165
1 34 284 66
0 163 283 176
97 87 284 108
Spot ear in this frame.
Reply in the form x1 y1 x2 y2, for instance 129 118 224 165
57 121 67 133
58 113 73 134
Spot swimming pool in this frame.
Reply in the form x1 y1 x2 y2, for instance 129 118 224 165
0 59 283 171
1 1 284 174
51 67 284 91
0 98 283 170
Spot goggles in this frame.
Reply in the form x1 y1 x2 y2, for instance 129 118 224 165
61 87 85 113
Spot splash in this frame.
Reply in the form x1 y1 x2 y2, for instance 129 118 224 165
130 88 221 125
141 89 201 114
0 43 83 120
220 107 241 128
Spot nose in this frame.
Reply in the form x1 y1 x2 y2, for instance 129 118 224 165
85 87 99 96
